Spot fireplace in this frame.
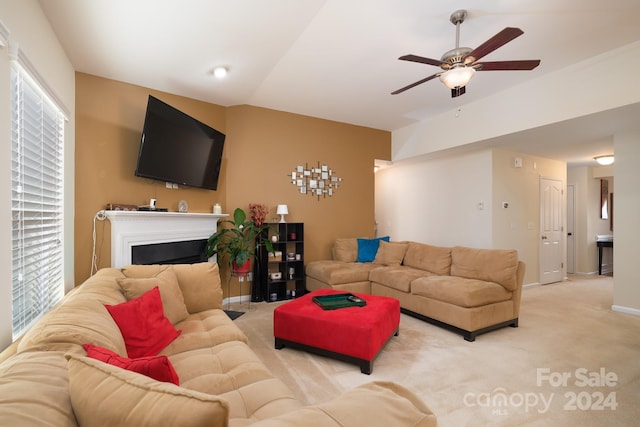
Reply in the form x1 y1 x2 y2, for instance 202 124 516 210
131 239 208 265
105 210 226 267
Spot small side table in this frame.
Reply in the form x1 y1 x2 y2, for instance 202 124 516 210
596 238 613 275
227 272 251 311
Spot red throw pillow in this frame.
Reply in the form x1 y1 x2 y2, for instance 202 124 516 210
105 286 181 358
83 344 180 385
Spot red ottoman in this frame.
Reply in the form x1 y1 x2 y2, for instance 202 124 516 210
273 289 400 374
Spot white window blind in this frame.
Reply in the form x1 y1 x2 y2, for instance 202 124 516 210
11 63 65 339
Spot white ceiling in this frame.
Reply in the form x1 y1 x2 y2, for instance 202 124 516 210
38 0 640 166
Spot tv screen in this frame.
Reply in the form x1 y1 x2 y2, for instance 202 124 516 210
135 95 225 190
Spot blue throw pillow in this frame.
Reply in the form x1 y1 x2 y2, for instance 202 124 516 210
356 236 390 263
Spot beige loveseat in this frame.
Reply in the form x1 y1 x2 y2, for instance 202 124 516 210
0 262 436 427
306 239 525 341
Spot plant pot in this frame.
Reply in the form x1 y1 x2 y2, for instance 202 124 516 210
232 260 251 276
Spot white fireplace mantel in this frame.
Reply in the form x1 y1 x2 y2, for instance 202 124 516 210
105 210 227 267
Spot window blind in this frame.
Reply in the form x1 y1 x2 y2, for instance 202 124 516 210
11 63 65 339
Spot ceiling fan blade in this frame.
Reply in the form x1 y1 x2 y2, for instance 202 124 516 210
391 73 439 95
398 54 445 67
475 60 540 71
467 27 524 62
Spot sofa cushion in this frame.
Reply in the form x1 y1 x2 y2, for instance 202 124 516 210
403 242 452 276
17 269 129 354
105 287 181 358
162 309 249 355
450 246 519 291
247 381 437 427
66 354 229 427
333 238 358 262
411 276 512 308
121 262 223 313
167 341 303 421
0 351 77 427
369 266 434 293
305 261 379 286
84 344 180 385
117 266 189 324
357 236 390 262
373 241 408 266
169 340 274 393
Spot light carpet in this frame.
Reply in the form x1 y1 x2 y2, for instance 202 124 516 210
232 275 640 426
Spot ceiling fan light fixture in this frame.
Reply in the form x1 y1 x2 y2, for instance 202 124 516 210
594 155 614 166
439 66 475 89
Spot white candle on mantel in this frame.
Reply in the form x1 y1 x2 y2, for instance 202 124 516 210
213 204 222 214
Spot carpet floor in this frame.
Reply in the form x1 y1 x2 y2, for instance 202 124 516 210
232 275 640 426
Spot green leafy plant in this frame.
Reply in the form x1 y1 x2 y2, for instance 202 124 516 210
205 207 274 271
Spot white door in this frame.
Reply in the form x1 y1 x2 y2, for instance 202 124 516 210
566 184 575 274
540 177 563 284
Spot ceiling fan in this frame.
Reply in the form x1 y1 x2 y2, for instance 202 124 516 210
392 9 540 97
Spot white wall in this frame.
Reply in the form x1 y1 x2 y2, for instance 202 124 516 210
375 149 492 248
0 0 75 348
612 131 640 315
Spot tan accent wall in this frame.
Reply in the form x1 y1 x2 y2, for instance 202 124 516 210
75 73 390 290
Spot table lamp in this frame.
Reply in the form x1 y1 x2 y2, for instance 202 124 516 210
276 204 288 223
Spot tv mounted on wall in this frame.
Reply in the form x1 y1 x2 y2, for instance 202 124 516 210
135 95 225 191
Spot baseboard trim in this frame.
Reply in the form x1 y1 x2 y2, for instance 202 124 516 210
612 305 640 317
223 294 252 305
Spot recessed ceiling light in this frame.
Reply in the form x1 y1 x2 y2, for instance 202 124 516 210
213 67 227 78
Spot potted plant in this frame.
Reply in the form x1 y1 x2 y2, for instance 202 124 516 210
205 207 274 276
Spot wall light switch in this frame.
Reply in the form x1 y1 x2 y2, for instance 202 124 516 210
477 201 485 210
502 201 509 209
514 157 523 168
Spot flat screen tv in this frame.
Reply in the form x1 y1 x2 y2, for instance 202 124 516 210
135 95 225 190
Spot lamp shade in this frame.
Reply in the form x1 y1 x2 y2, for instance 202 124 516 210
439 66 476 89
594 155 614 166
276 204 288 223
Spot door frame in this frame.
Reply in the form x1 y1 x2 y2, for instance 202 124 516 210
566 184 575 274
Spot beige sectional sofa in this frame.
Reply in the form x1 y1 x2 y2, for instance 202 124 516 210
306 239 525 341
0 262 436 427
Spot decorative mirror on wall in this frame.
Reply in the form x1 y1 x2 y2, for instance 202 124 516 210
290 162 342 200
600 179 609 220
